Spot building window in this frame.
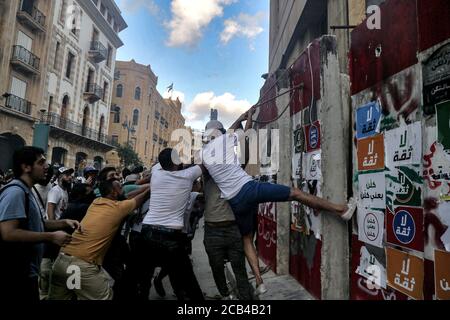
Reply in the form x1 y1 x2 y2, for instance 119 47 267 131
155 111 160 119
103 81 109 102
116 84 123 97
65 52 75 79
113 105 120 123
146 115 149 130
112 135 118 145
153 134 157 142
100 3 106 16
54 41 60 70
133 109 139 126
107 45 112 68
145 141 148 155
135 87 141 100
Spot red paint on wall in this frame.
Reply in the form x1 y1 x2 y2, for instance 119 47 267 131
417 0 450 52
350 0 418 95
257 215 277 274
290 40 321 116
289 232 322 300
256 75 278 129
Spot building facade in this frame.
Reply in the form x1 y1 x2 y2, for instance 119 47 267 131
108 59 185 168
0 0 55 171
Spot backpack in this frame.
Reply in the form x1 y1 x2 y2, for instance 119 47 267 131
0 182 33 277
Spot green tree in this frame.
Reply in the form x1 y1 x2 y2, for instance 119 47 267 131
116 144 143 168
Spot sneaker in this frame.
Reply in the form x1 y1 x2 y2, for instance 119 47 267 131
255 283 268 296
153 276 166 298
341 197 357 221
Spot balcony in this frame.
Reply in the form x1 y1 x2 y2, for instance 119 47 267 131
89 41 107 63
3 93 32 115
11 45 40 75
16 0 46 33
44 112 114 151
84 83 104 103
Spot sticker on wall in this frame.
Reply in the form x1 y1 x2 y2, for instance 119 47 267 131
423 139 450 201
386 246 424 300
386 206 424 252
304 150 322 180
356 101 382 139
386 165 423 211
357 134 385 171
434 249 450 300
358 171 386 210
291 201 306 233
292 152 302 179
355 246 387 289
436 101 450 154
358 207 385 248
304 180 322 240
384 122 422 168
304 121 321 152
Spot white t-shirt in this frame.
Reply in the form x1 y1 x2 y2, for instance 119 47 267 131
46 184 69 220
202 131 253 200
143 165 203 229
32 183 52 219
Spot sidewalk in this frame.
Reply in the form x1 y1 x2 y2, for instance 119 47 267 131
149 218 314 300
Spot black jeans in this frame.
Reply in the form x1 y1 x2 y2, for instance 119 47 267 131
203 223 254 300
141 225 204 301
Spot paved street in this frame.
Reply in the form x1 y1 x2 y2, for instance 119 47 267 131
149 218 314 301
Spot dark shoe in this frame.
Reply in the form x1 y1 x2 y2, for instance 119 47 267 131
154 276 166 298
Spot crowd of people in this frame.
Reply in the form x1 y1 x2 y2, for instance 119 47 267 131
0 107 356 301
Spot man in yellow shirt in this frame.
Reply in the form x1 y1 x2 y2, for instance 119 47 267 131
48 179 149 300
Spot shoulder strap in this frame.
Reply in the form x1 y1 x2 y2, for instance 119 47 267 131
32 186 45 210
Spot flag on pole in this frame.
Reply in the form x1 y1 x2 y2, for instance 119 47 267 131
167 83 174 92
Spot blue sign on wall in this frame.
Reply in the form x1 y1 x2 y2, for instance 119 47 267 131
309 124 319 149
356 101 382 139
392 210 416 245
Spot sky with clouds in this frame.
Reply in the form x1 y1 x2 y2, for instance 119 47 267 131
115 0 269 130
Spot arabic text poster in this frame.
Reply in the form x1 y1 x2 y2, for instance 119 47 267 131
358 172 386 210
356 101 382 139
386 206 424 252
304 120 321 152
358 207 385 248
436 101 450 153
384 122 422 168
292 152 302 179
357 134 385 171
304 150 322 180
355 245 387 289
386 246 424 300
385 165 423 211
434 249 450 300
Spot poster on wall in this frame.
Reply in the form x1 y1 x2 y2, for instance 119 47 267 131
386 246 424 300
304 121 321 152
355 246 387 289
357 135 385 171
386 206 424 252
434 249 450 300
384 122 422 168
304 150 322 180
292 152 302 179
437 202 450 252
357 207 385 248
356 101 382 139
358 171 386 210
385 165 423 212
436 101 450 154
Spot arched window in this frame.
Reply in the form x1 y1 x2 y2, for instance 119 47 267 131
113 105 121 123
116 84 123 97
132 109 139 126
82 106 90 136
134 87 141 100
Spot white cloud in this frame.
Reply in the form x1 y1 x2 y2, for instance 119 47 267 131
165 0 236 48
118 0 159 15
184 91 251 129
220 12 265 45
163 90 186 103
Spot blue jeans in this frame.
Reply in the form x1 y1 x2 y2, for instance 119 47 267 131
228 181 291 235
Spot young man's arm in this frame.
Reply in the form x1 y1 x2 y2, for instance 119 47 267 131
126 184 150 199
0 220 72 247
46 202 56 220
229 111 249 131
130 185 150 211
45 219 82 233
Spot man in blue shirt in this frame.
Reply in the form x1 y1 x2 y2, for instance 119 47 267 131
0 147 81 301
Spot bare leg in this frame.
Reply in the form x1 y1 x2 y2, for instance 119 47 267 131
242 234 263 286
288 188 347 216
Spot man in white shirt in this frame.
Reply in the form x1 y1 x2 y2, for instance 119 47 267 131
141 149 205 300
46 167 73 220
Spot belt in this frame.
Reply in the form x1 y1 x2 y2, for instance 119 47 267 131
205 221 236 227
147 225 183 234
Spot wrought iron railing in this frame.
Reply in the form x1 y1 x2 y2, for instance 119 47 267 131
4 93 32 115
19 0 46 28
11 45 40 71
89 41 107 58
84 83 104 98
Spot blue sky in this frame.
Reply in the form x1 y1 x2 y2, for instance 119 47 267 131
115 0 269 130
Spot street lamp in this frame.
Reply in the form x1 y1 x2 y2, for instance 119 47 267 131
122 119 136 146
